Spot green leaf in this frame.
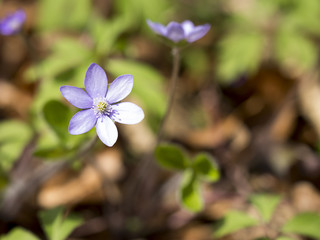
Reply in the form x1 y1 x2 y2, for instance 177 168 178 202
275 29 317 72
276 237 295 240
37 0 91 31
287 0 320 36
138 0 172 22
33 132 91 160
32 88 95 160
0 172 8 191
26 38 92 81
0 227 39 240
217 32 264 84
30 78 79 157
0 120 32 171
214 210 259 237
183 49 209 77
282 212 320 239
31 78 62 115
89 16 131 56
250 193 281 223
179 170 203 212
39 207 83 240
33 132 93 160
34 145 70 159
154 143 189 170
114 0 172 28
43 100 72 140
107 59 166 118
192 153 220 182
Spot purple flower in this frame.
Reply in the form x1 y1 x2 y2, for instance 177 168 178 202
147 20 210 43
0 10 26 36
60 63 144 147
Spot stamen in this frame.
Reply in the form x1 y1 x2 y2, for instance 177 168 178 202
92 97 122 121
92 97 110 118
97 101 108 112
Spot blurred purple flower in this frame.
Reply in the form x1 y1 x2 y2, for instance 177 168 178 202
147 20 210 43
60 63 144 147
0 10 26 35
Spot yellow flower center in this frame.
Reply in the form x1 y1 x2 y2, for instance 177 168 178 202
92 97 111 118
97 101 108 112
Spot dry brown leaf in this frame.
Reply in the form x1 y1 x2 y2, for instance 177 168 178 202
205 196 244 220
0 80 32 118
183 114 250 151
152 224 213 240
38 148 123 208
119 121 156 154
269 98 296 143
297 71 320 138
291 182 320 213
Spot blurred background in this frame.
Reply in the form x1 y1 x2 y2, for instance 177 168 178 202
1 0 320 239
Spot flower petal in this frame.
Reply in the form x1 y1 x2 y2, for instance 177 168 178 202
186 24 210 43
96 116 118 147
106 74 133 104
0 10 26 35
146 19 167 36
84 63 108 99
111 102 144 124
166 22 185 42
60 86 93 109
181 20 194 35
68 109 97 135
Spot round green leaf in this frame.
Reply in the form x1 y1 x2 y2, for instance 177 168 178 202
154 143 189 170
276 237 296 240
0 227 39 240
0 120 32 171
275 29 317 72
214 210 259 238
179 170 204 212
250 193 281 223
192 153 220 182
39 207 83 240
282 212 320 239
43 100 72 140
217 32 264 84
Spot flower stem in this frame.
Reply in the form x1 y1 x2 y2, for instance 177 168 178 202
157 47 181 143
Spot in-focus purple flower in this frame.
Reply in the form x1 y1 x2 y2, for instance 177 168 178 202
60 63 144 147
0 10 26 36
147 20 210 43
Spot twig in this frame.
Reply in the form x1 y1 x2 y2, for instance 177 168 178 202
0 135 98 221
